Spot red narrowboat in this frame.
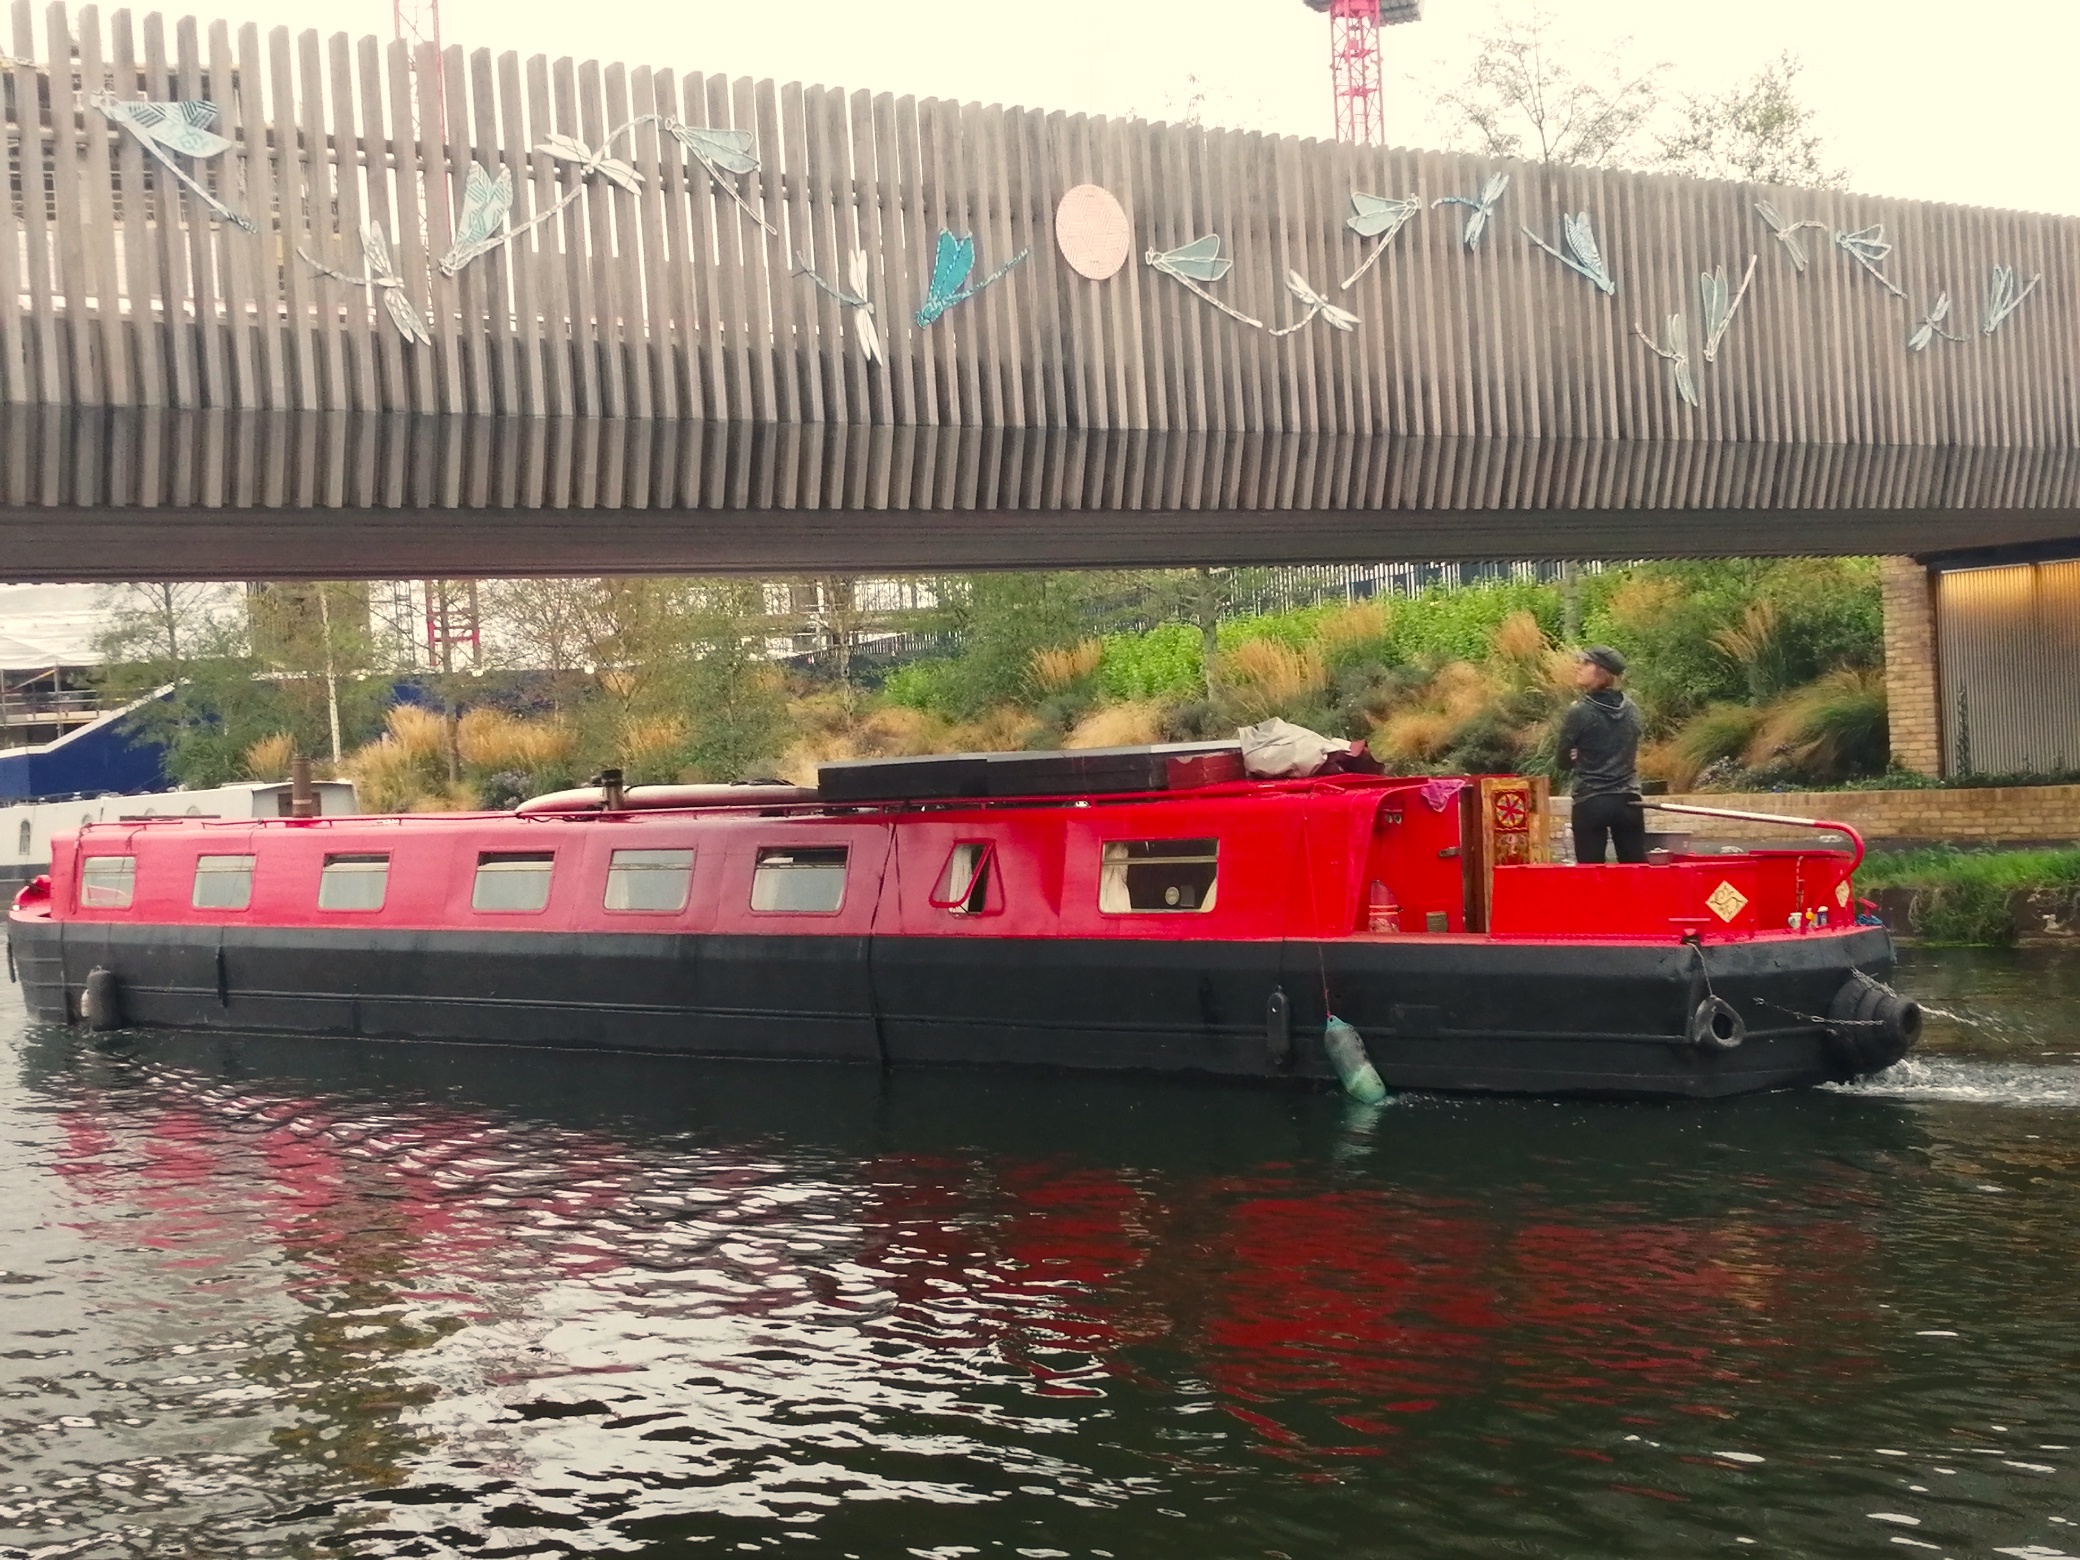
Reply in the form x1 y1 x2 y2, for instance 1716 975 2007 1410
5 744 1921 1098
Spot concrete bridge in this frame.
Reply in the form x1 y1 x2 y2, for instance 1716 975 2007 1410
0 0 2075 582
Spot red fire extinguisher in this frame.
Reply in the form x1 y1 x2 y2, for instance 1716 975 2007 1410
1367 880 1401 934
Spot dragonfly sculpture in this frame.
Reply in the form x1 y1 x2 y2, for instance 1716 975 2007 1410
1341 191 1419 289
795 248 882 362
1274 270 1360 336
1908 291 1964 353
1633 313 1698 408
1834 225 1905 299
666 120 777 236
298 222 431 346
914 231 1028 328
1699 255 1757 362
1753 201 1826 273
1145 234 1263 329
1983 265 2040 335
1523 212 1615 295
1433 172 1509 253
439 162 515 277
89 93 254 233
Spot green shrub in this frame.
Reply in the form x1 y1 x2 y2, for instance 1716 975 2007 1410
1099 623 1203 700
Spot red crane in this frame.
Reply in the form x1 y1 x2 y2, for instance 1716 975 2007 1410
1302 0 1422 147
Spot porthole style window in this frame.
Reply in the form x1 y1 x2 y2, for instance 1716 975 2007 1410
750 845 849 914
1099 839 1219 913
472 852 556 913
192 854 256 911
319 854 390 911
605 848 695 913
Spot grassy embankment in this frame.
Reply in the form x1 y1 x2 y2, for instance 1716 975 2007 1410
1858 848 2080 944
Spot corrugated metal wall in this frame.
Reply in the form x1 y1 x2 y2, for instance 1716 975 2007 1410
1937 561 2080 776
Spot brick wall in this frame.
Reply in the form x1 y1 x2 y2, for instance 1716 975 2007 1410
1553 785 2080 848
1881 556 1943 775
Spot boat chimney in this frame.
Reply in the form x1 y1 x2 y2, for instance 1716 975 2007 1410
289 754 319 819
594 767 627 812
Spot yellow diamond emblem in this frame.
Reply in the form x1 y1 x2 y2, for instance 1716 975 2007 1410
1836 881 1852 908
1705 881 1749 923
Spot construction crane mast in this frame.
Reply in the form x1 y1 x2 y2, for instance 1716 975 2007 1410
1302 0 1422 147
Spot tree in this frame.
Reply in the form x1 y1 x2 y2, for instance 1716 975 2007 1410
1433 0 1665 168
1654 53 1847 189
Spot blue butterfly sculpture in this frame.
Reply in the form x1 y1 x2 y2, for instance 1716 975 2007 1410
915 231 1029 328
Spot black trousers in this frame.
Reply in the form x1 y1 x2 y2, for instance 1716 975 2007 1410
1573 790 1648 864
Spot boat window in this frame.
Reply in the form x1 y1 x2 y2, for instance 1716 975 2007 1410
16 819 29 857
472 852 556 913
605 847 694 913
751 845 849 914
319 853 390 911
931 841 996 915
79 855 136 909
1099 839 1219 913
192 854 256 911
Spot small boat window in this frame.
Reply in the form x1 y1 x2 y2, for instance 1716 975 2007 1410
1100 839 1219 913
931 841 997 915
605 847 695 913
751 845 849 914
472 852 556 913
192 854 256 911
319 853 390 911
79 855 136 909
16 819 29 857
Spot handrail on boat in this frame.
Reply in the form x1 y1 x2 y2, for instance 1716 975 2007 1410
1635 799 1866 874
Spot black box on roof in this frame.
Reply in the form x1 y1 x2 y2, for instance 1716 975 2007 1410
816 742 1243 802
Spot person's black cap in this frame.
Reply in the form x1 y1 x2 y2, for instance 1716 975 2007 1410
1577 645 1627 676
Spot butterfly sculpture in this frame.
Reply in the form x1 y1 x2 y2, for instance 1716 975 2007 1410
297 221 430 346
1145 235 1263 328
439 162 515 277
1699 255 1757 363
1908 290 1963 353
1834 225 1904 299
1433 172 1509 252
915 231 1028 328
1983 265 2040 335
1633 314 1698 407
1753 201 1826 273
1524 212 1615 295
1341 191 1419 289
795 247 881 362
89 92 254 233
666 120 777 236
1276 270 1360 335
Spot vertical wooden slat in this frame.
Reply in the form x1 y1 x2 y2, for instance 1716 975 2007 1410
498 49 545 416
468 47 517 416
172 17 228 406
626 64 675 420
778 78 824 426
350 32 402 409
76 7 133 404
231 21 280 407
522 52 571 417
262 26 309 408
13 0 64 400
741 74 786 430
846 88 891 428
42 3 95 404
443 44 488 413
600 61 647 420
381 36 433 411
548 57 597 415
204 18 255 405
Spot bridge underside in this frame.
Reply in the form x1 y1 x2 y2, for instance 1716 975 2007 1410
2 411 2075 580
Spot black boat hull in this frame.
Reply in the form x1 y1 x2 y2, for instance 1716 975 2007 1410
6 915 1907 1098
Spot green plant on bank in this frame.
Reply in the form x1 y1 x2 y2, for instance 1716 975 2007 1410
1857 847 2080 946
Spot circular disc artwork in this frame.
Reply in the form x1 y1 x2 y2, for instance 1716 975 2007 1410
1055 184 1130 281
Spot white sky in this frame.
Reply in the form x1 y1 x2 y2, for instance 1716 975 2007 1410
111 0 2080 218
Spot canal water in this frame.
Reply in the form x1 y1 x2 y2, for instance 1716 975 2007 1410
2 948 2076 1560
